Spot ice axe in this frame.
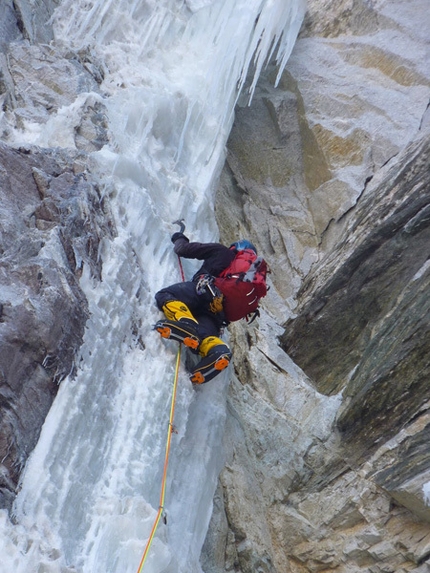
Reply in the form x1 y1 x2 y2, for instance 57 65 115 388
172 219 186 233
171 219 186 281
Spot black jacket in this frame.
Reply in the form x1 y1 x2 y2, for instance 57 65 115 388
173 234 236 280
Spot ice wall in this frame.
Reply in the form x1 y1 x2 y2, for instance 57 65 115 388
0 1 305 571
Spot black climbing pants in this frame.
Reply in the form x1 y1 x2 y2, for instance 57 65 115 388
155 281 226 340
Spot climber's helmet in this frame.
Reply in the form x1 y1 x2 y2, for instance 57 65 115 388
230 239 257 254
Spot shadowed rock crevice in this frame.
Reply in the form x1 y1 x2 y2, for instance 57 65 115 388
281 135 430 448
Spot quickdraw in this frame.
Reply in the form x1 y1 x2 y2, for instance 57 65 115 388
195 274 224 314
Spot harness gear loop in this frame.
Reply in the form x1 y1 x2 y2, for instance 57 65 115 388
195 274 224 314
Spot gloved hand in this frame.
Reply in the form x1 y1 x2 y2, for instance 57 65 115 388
171 232 189 244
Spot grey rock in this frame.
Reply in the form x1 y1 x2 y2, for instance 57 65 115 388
207 0 430 571
13 0 61 44
0 1 114 511
282 132 430 397
0 1 21 52
3 42 100 129
0 143 114 508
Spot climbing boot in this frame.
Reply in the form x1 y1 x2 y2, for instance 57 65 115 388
162 300 197 322
190 336 232 384
155 301 200 350
154 319 200 350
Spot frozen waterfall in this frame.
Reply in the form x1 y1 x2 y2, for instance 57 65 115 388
0 0 305 571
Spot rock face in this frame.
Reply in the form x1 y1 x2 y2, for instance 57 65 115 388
207 0 430 572
0 144 113 509
282 134 430 448
0 3 113 508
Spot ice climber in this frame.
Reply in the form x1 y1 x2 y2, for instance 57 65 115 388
154 228 266 385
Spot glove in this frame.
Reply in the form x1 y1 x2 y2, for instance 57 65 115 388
171 232 189 244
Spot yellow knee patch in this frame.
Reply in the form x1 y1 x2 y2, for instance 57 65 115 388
199 336 228 357
162 301 197 323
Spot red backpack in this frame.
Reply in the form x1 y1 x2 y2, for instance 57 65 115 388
214 249 268 322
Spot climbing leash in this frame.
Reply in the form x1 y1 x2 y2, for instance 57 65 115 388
135 220 186 573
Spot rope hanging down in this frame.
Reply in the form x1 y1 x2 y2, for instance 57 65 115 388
135 347 181 573
135 219 186 573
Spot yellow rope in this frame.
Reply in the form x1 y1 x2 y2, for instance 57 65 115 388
136 345 181 573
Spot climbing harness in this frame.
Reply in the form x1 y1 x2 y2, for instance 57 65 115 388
195 274 224 314
135 219 186 573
